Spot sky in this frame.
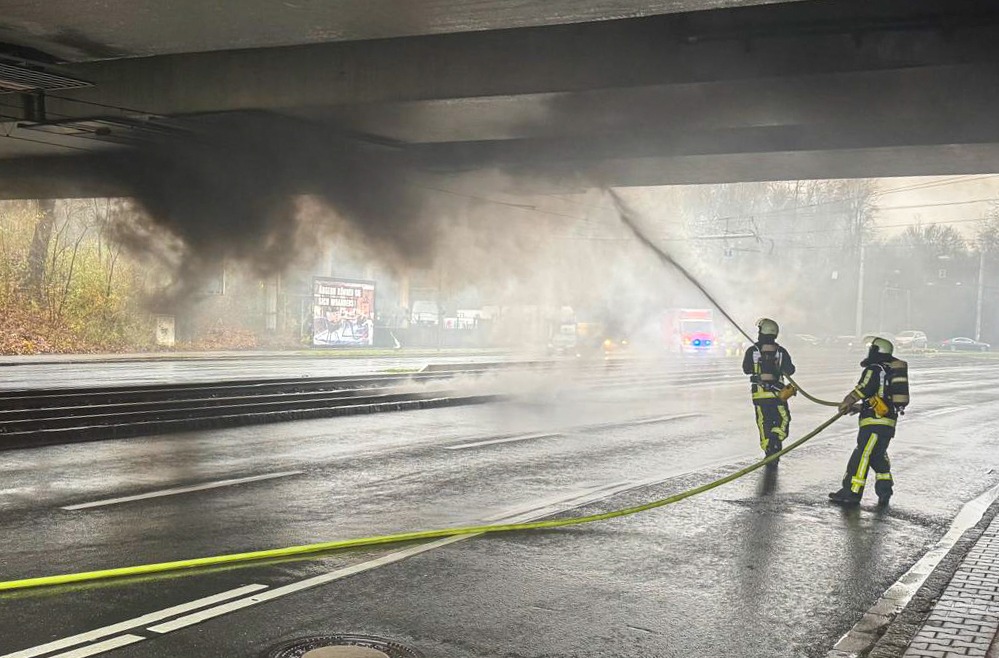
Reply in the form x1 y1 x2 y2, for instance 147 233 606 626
872 174 999 238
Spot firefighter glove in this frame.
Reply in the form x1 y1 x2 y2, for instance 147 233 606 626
777 384 797 401
839 393 859 415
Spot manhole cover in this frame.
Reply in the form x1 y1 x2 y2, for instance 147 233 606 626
303 649 388 658
267 635 423 658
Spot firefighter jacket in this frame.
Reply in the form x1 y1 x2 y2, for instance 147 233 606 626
742 340 796 399
853 359 899 429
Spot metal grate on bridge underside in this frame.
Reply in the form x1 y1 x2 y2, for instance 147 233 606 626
19 116 181 144
0 62 92 93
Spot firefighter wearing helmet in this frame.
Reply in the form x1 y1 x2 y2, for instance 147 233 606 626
742 318 797 465
828 336 902 507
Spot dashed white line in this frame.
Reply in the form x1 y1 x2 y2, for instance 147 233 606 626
47 635 145 658
146 538 470 633
444 413 701 450
61 471 304 511
917 405 970 419
479 481 630 522
19 398 977 657
585 413 702 429
146 482 652 633
28 475 693 656
1 584 268 658
444 432 561 450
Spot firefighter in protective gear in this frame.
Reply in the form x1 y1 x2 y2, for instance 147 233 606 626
742 318 797 465
828 337 898 507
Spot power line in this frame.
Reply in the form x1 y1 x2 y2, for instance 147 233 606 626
765 215 991 239
0 130 92 153
709 177 999 223
40 91 155 118
529 177 999 234
877 198 995 211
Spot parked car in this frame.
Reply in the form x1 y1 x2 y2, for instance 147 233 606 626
895 330 928 351
940 337 991 352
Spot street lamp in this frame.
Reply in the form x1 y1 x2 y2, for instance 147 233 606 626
975 246 985 342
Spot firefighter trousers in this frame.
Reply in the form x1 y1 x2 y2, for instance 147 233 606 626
753 398 790 454
841 425 894 497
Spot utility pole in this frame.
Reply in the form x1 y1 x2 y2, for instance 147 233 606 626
265 275 278 332
975 247 985 342
854 242 866 337
878 285 888 333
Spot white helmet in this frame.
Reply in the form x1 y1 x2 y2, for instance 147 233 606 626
756 318 779 337
866 335 894 356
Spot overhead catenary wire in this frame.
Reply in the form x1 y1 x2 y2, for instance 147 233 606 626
608 189 840 407
708 176 999 224
540 174 999 224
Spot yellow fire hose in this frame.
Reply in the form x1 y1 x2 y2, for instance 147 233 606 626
0 195 848 593
0 411 844 592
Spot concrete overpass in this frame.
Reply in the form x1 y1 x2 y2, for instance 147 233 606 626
1 0 999 197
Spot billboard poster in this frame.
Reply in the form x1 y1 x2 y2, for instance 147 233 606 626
312 278 375 347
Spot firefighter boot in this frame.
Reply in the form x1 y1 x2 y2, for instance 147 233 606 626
874 471 894 508
875 478 893 507
828 488 862 506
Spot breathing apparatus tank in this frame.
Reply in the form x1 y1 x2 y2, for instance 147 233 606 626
864 336 905 415
888 357 909 410
757 343 781 384
754 318 783 386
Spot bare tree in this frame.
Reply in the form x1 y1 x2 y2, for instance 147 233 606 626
894 223 967 258
977 201 999 253
23 199 56 301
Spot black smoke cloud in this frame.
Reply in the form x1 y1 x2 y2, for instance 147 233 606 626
95 111 439 292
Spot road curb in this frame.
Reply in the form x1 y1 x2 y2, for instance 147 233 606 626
863 496 999 658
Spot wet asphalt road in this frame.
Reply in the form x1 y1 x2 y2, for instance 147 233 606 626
2 351 998 658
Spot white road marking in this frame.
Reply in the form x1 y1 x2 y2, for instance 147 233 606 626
47 636 144 658
145 482 656 634
480 481 631 521
826 480 999 657
630 414 701 425
61 471 303 510
584 413 702 430
66 474 699 651
444 432 561 450
0 584 268 658
21 395 980 657
146 538 470 633
444 413 701 450
917 405 970 419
